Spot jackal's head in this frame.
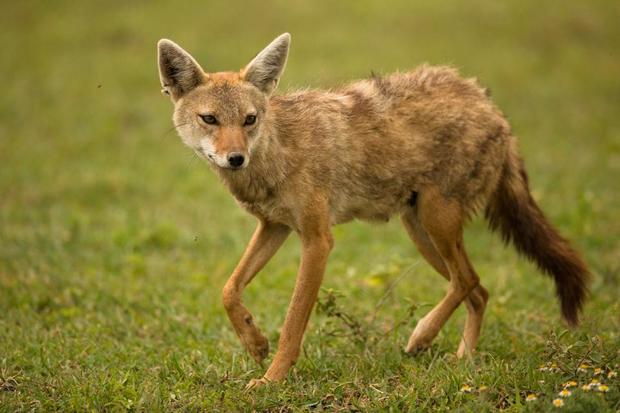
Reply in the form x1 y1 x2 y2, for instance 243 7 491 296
157 33 290 170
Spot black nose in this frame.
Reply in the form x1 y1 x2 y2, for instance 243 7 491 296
227 153 245 168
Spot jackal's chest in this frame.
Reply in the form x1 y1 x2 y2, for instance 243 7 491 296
220 173 296 227
238 197 296 227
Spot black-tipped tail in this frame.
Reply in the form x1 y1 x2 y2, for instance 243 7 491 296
486 141 590 326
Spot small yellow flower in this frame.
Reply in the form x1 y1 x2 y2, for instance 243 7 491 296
563 380 577 388
364 276 384 287
590 379 600 387
578 363 590 372
460 384 473 393
608 371 617 379
552 398 564 407
593 367 602 376
597 384 609 393
526 394 538 402
558 389 572 398
478 385 488 392
581 383 592 392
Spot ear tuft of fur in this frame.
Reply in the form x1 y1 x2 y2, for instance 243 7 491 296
242 33 291 94
157 39 204 100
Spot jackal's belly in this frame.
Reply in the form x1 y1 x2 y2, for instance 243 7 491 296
331 192 408 225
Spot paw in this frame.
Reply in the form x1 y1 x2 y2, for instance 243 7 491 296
405 339 432 354
455 341 474 359
244 377 270 391
405 330 435 353
243 331 269 364
405 318 437 353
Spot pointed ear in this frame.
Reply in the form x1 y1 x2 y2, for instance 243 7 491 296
242 33 290 95
157 39 205 100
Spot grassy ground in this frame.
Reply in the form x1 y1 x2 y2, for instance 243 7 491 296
1 0 619 411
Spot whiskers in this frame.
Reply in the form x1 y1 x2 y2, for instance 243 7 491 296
159 121 192 138
182 147 204 171
158 121 211 173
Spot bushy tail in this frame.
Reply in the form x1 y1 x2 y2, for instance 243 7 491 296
485 138 590 326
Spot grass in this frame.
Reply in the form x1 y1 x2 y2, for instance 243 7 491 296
1 0 619 411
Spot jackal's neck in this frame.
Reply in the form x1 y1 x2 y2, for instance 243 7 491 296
215 121 289 204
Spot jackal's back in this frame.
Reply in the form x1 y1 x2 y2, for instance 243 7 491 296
270 65 511 223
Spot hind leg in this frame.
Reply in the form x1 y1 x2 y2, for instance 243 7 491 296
401 189 485 355
456 283 488 357
401 208 488 357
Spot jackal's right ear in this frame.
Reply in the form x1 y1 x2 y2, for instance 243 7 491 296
242 33 290 95
157 39 205 101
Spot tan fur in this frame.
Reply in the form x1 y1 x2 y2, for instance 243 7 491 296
157 34 590 389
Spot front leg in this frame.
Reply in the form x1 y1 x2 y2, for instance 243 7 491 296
247 206 333 388
222 220 291 363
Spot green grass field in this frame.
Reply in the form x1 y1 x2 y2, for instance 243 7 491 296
1 1 619 411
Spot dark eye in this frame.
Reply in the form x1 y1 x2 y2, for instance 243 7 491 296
244 114 257 126
200 114 218 125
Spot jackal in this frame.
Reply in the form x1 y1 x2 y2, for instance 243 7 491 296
157 33 589 389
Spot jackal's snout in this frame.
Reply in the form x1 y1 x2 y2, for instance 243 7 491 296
215 126 249 170
227 152 246 169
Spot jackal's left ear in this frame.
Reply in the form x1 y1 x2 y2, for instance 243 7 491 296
242 33 290 95
158 39 205 101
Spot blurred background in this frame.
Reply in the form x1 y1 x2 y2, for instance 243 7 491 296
1 0 619 410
